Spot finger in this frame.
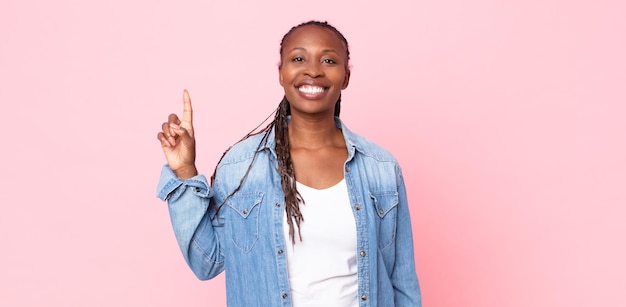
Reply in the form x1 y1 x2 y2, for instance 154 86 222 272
182 89 193 127
162 121 176 146
162 121 171 135
168 113 181 125
167 114 181 139
157 132 172 148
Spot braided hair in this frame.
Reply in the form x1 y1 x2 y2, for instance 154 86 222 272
211 20 350 244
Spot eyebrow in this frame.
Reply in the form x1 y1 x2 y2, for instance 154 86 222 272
288 47 340 54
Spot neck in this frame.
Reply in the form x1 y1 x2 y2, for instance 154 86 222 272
288 114 342 149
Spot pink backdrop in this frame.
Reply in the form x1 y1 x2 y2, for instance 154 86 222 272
1 0 625 306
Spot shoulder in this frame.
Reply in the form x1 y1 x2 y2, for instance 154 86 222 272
344 128 406 189
353 133 397 161
341 123 398 164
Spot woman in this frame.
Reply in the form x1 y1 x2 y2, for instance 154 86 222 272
157 21 421 306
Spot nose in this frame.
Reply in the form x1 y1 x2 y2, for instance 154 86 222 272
303 61 324 78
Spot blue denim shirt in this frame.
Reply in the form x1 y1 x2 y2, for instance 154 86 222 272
157 119 421 306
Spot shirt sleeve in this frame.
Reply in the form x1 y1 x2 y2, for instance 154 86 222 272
156 165 225 280
391 164 423 306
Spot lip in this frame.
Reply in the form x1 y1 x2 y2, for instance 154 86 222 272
295 79 330 88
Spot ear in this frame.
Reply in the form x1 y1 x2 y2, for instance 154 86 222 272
278 64 284 87
342 69 350 89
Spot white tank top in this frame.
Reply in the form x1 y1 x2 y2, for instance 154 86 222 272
282 179 358 307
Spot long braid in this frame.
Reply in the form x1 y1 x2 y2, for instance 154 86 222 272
211 20 349 244
210 110 275 215
277 21 348 243
275 97 304 243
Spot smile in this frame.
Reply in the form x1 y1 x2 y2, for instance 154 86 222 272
298 85 326 94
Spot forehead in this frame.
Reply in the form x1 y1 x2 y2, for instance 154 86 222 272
282 25 347 53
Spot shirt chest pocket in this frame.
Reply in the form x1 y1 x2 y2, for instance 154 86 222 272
226 192 264 253
370 191 399 250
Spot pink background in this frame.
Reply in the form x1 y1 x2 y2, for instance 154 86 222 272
1 0 625 306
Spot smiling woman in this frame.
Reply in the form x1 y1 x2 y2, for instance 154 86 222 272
156 20 422 307
279 25 350 118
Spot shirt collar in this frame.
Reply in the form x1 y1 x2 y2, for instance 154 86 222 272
259 117 365 160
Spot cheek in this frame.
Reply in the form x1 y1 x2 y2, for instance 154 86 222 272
278 68 292 86
331 71 348 86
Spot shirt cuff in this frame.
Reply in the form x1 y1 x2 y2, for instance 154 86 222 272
156 165 211 201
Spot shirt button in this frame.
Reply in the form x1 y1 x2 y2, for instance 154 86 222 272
360 251 366 257
275 203 281 207
282 293 288 299
361 295 367 301
278 249 283 254
243 209 248 214
355 205 361 210
345 165 350 172
379 209 384 215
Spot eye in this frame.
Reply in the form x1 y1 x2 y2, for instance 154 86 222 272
292 56 304 62
322 58 337 64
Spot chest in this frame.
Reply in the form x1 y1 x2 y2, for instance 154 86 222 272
290 146 348 189
218 157 401 254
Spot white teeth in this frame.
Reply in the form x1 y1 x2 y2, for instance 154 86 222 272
298 85 325 94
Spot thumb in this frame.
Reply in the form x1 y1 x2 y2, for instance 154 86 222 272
170 123 195 152
169 122 190 136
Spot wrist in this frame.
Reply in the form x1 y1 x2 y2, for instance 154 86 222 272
173 165 198 180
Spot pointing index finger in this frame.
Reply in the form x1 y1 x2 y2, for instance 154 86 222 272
182 89 193 125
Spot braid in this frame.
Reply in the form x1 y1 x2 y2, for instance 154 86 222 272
210 109 275 215
275 97 304 244
211 20 349 244
277 21 349 243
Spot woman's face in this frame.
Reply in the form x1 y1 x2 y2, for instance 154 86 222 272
279 25 350 117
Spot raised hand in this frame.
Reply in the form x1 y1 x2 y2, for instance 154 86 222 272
157 89 198 179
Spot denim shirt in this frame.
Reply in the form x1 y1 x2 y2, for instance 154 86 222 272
157 119 421 307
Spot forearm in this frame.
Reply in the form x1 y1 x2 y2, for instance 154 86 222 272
157 165 225 280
